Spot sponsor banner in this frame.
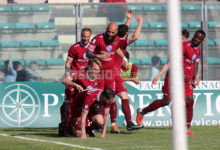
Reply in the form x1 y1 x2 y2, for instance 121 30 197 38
0 81 220 128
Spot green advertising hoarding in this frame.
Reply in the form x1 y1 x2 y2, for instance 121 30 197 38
0 81 220 128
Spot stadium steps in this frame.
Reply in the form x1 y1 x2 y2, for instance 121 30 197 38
140 57 152 65
45 58 65 66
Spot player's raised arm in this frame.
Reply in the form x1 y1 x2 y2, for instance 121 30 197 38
125 10 133 27
128 15 143 44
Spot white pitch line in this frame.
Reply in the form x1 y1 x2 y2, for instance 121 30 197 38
0 133 103 150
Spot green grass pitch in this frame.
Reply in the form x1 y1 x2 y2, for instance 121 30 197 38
0 126 220 150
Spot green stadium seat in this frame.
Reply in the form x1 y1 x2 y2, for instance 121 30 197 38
15 23 35 30
130 22 148 29
207 4 220 10
0 6 11 12
12 6 31 12
31 6 50 12
129 42 135 46
129 58 140 65
21 40 40 47
181 4 201 11
0 60 3 66
140 57 152 65
208 57 220 64
208 39 215 46
127 5 142 11
182 22 188 28
0 23 15 30
149 22 167 28
155 39 168 46
12 59 25 66
0 41 20 48
214 39 220 46
36 22 55 29
143 5 163 11
116 22 124 25
135 40 154 46
208 21 220 28
188 22 201 28
41 40 60 47
160 57 168 64
25 59 45 66
46 58 65 66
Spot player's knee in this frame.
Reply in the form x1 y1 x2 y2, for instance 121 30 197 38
163 97 171 106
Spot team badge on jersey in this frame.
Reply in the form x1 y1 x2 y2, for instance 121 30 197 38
114 41 118 45
192 54 197 61
106 45 112 51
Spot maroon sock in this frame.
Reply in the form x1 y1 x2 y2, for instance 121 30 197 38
142 99 164 115
122 99 132 124
110 101 117 124
186 100 194 129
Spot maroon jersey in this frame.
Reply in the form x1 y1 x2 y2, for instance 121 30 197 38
71 69 104 91
114 38 128 72
88 33 121 70
73 89 110 113
68 41 90 70
182 41 201 81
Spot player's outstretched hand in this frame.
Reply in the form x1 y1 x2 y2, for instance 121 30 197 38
126 10 133 20
76 84 83 92
137 15 143 23
152 77 158 85
101 133 105 138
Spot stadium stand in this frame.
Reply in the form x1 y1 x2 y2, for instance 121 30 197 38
0 2 219 80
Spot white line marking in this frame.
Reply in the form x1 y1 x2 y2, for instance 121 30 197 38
0 133 103 150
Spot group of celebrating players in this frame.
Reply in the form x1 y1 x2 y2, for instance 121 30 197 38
58 10 206 138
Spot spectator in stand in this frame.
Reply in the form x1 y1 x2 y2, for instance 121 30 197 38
149 55 160 81
0 54 17 82
103 0 127 22
13 61 26 82
0 60 17 82
26 61 41 81
121 51 140 84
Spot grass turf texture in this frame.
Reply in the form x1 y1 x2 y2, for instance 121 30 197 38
0 126 220 150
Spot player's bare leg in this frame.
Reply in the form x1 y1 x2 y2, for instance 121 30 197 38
119 92 143 131
136 97 171 126
185 96 196 135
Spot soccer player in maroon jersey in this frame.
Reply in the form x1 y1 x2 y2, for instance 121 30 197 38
111 14 143 133
65 28 91 76
86 22 132 129
58 58 104 136
69 88 115 138
136 30 206 135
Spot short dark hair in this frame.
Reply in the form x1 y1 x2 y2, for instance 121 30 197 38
117 24 129 38
152 56 160 66
4 60 9 65
124 51 130 60
101 88 115 99
29 61 37 67
195 29 206 37
182 29 189 38
81 28 91 34
13 61 21 70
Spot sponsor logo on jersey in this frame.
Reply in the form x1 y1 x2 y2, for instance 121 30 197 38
106 45 112 51
92 39 96 44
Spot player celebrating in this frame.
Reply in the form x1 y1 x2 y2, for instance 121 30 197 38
65 28 91 76
111 13 143 133
136 30 206 135
59 58 104 136
69 88 115 138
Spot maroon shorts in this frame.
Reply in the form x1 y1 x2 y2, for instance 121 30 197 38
115 75 127 95
162 75 170 99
